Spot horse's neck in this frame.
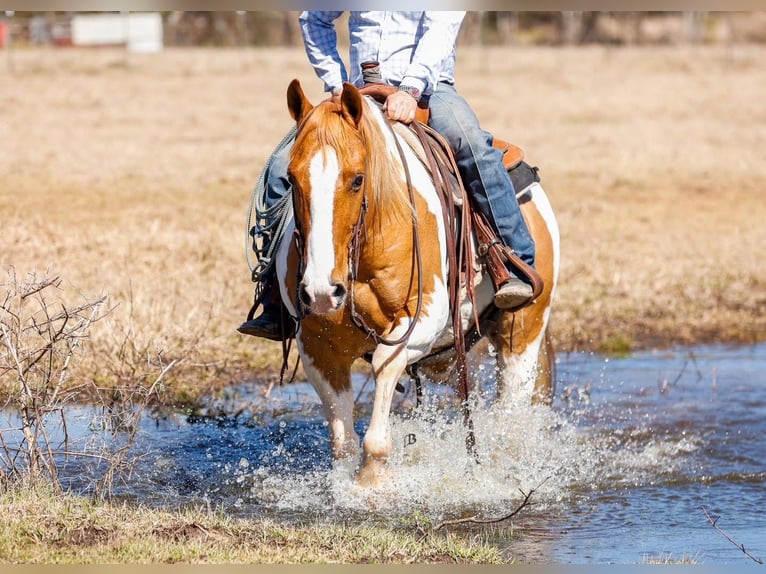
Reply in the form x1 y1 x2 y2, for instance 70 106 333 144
361 101 425 230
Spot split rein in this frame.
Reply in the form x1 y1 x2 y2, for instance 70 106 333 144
291 101 426 348
347 110 426 348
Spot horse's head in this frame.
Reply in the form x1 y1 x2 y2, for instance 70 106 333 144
286 79 370 316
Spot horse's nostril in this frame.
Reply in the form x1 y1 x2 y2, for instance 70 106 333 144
299 284 311 308
332 283 347 300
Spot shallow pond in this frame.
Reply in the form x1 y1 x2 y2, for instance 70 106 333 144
6 343 766 564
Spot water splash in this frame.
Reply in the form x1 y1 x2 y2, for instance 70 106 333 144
207 373 703 523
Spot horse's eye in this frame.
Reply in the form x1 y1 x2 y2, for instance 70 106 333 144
351 174 364 191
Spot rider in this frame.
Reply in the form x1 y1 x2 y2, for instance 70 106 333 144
239 11 538 340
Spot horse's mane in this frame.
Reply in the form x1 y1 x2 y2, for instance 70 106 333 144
292 97 414 232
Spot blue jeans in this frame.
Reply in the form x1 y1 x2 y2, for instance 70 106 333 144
258 83 536 269
428 82 536 269
262 139 293 212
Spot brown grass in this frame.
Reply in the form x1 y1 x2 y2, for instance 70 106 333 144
2 45 765 401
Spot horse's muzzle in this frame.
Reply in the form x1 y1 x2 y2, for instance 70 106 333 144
299 281 347 316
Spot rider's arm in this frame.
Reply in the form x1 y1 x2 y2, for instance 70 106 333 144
299 11 347 96
400 11 466 100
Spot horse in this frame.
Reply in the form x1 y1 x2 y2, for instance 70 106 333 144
273 79 560 487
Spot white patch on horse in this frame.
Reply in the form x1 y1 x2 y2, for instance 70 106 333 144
364 99 452 360
496 182 560 404
401 276 451 363
364 341 407 465
302 148 340 306
529 182 561 291
496 327 546 404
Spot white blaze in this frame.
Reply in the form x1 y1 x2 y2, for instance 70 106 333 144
302 148 340 298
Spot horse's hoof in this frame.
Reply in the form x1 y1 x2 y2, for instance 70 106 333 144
355 459 390 488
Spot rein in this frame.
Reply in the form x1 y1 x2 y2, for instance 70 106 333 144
346 109 425 347
410 120 478 458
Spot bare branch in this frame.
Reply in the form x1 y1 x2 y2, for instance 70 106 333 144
433 477 549 531
19 275 61 301
0 270 113 491
51 298 106 406
1 446 125 463
702 505 763 564
94 355 177 499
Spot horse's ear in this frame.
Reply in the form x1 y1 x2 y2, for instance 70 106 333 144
340 82 364 128
287 79 313 124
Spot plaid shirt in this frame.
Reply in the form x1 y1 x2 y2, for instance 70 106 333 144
299 11 465 99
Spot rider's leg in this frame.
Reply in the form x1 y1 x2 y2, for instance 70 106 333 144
428 82 537 309
239 141 294 339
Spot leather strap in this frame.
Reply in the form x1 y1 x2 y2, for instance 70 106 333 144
472 207 545 307
410 120 477 458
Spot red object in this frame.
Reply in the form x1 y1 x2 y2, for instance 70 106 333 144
0 22 8 48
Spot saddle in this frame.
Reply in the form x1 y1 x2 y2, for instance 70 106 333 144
386 107 544 304
359 83 538 202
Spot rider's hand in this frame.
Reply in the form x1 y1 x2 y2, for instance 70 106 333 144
384 91 418 124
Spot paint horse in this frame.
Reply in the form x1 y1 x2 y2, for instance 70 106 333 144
274 79 560 487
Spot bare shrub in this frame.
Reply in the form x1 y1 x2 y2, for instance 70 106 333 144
0 268 174 498
0 269 105 489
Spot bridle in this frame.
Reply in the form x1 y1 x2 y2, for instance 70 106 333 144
347 112 426 347
291 100 426 347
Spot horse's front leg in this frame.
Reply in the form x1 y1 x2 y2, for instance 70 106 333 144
356 342 408 488
300 348 361 464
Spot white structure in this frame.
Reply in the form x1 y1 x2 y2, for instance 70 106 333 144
71 12 163 53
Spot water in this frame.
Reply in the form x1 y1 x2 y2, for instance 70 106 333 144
3 343 765 564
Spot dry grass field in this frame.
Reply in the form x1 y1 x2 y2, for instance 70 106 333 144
2 45 765 401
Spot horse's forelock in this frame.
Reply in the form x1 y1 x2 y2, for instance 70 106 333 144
291 102 352 167
290 98 415 231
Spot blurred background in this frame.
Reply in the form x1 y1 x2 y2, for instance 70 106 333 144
3 10 766 52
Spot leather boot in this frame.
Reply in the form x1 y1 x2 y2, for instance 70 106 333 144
238 281 294 341
494 275 533 309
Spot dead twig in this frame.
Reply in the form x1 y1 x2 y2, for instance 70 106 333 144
432 477 549 531
93 355 177 499
0 269 118 492
701 505 763 564
660 351 703 393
